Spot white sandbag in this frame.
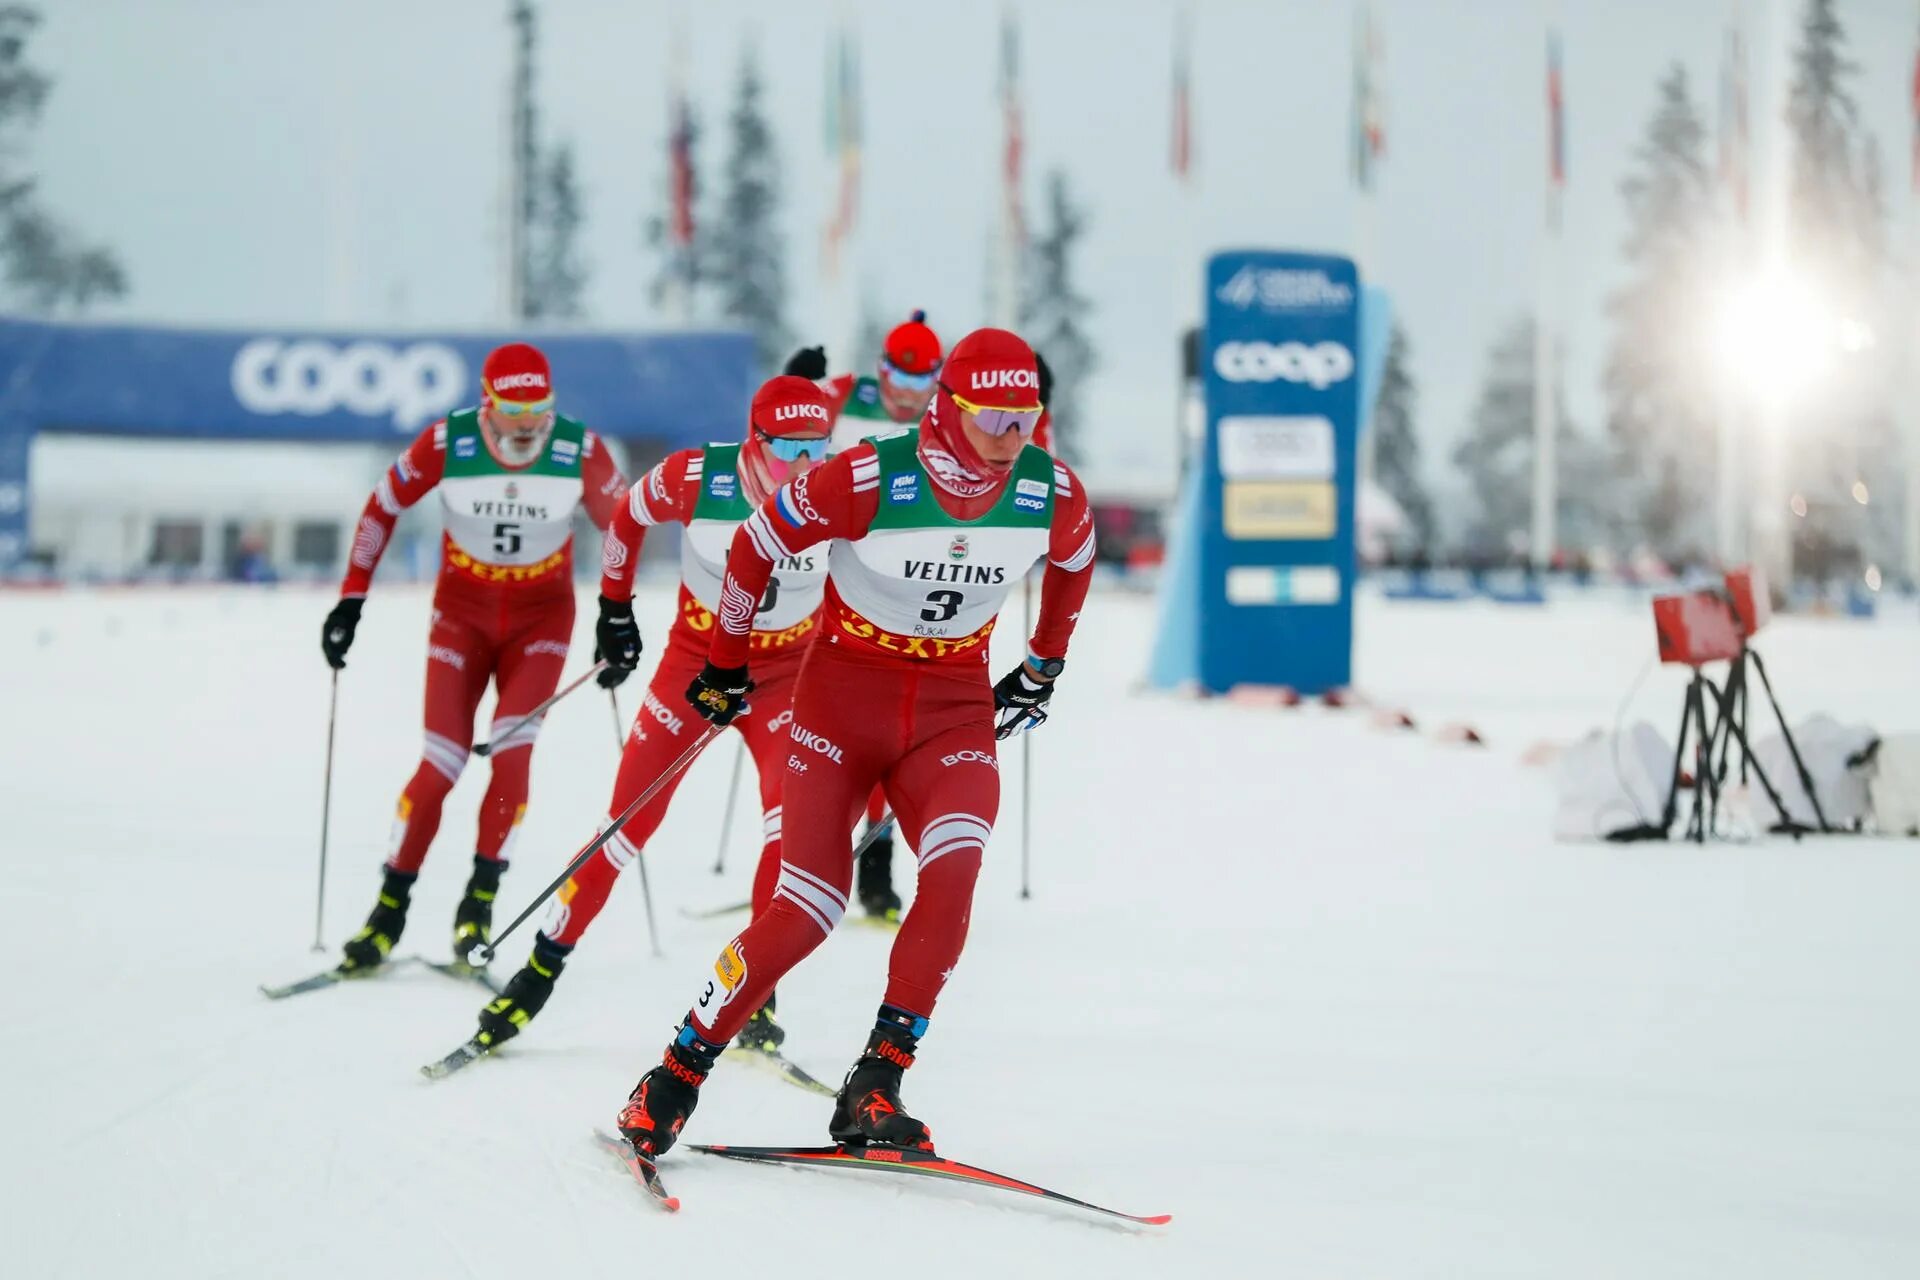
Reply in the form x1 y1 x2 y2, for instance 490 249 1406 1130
1749 713 1877 831
1869 734 1920 836
1553 721 1672 841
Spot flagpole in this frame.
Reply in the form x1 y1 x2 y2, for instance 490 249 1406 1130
1715 5 1750 568
1353 4 1381 502
1171 3 1198 471
1530 25 1562 573
996 10 1022 331
1750 0 1795 591
1905 4 1920 589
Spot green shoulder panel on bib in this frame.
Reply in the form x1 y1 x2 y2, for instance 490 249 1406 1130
443 410 588 478
839 375 892 423
691 442 752 521
866 429 1054 530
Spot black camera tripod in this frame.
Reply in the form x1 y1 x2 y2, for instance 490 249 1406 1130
1706 644 1829 836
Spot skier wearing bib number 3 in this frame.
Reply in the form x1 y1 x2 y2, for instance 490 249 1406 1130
613 328 1097 1161
318 343 626 974
460 375 834 1057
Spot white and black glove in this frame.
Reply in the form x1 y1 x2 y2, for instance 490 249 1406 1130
993 659 1060 737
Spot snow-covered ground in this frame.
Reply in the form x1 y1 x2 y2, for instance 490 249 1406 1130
4 584 1917 1278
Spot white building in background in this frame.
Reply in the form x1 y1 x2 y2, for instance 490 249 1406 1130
27 433 635 584
28 436 394 581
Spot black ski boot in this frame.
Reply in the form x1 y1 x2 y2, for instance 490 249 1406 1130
340 868 416 972
475 931 571 1049
733 989 787 1054
829 1005 933 1150
856 826 902 921
452 856 505 966
616 1021 724 1160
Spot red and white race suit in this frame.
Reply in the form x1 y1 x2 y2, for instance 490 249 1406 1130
340 412 624 875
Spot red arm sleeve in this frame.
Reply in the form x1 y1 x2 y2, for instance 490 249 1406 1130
339 422 445 598
1028 459 1096 663
599 447 704 601
708 444 880 669
579 431 629 532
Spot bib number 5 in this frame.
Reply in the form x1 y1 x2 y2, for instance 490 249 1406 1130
492 522 522 556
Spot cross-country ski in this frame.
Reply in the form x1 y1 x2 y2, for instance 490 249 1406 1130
690 1143 1171 1227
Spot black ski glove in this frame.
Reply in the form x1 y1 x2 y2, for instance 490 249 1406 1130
321 597 363 669
594 594 641 688
783 345 829 379
686 662 754 726
993 662 1056 737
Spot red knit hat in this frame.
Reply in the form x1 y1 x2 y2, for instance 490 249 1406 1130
749 374 833 438
883 310 943 376
939 328 1041 409
481 342 553 403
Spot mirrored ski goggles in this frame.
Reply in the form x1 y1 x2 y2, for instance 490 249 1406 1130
945 389 1044 437
487 393 555 417
755 430 828 463
880 360 937 392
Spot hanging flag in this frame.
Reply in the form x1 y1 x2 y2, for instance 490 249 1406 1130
1171 9 1193 182
1001 13 1025 247
822 28 862 276
668 80 695 254
1351 5 1384 191
1546 30 1566 221
1719 21 1750 223
1910 33 1920 194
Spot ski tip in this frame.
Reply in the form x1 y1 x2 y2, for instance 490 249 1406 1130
1136 1212 1174 1226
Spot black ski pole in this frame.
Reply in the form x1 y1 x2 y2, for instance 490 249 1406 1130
478 722 721 963
1019 572 1034 900
712 742 747 874
608 687 627 753
473 660 608 757
312 668 339 952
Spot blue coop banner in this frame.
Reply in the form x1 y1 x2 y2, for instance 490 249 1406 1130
0 320 756 569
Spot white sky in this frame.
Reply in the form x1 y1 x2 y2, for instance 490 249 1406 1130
27 0 1920 496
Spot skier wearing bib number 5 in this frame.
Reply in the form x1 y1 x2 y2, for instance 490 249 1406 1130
612 328 1097 1160
318 343 626 973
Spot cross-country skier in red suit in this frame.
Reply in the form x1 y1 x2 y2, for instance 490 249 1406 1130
461 375 835 1055
612 328 1097 1160
782 311 946 920
319 343 626 973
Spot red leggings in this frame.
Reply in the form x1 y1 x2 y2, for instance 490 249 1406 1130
385 589 573 874
541 642 805 947
687 639 1000 1042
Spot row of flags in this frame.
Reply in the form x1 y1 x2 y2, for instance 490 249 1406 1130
661 7 1920 274
663 8 1920 287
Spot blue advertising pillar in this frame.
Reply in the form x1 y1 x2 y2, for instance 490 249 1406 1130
1149 250 1361 695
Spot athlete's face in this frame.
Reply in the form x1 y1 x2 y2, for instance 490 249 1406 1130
958 408 1030 472
481 398 556 466
754 430 829 487
878 362 937 423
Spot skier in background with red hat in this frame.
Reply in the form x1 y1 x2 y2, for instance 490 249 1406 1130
319 342 627 976
453 375 837 1062
782 312 947 922
610 327 1097 1163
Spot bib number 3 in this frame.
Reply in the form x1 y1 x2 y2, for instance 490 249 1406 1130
920 589 962 623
